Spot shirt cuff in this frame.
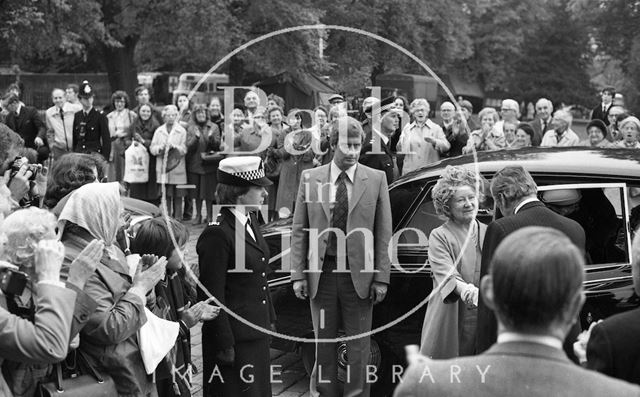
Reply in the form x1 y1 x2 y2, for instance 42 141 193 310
37 280 66 289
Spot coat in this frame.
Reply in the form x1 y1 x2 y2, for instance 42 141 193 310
587 307 640 385
72 107 111 160
290 163 393 300
185 121 221 175
394 341 640 397
3 230 98 397
150 123 187 185
359 130 395 185
4 105 46 151
476 200 586 358
420 220 486 359
79 246 152 397
0 284 77 397
197 208 275 396
197 208 275 352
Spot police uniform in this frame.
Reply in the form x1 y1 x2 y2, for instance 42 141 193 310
196 156 275 397
359 96 396 185
72 81 111 160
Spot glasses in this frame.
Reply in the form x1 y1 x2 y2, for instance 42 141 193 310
501 108 515 112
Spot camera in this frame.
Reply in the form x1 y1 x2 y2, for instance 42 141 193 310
9 157 40 181
0 267 29 296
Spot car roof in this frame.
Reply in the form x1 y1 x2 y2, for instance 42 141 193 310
391 147 640 187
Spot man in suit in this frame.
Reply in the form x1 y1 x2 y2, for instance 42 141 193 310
530 97 553 146
45 88 82 160
291 116 393 397
359 96 396 185
72 81 110 160
3 93 49 163
394 227 640 397
581 231 640 385
592 86 616 126
476 166 586 358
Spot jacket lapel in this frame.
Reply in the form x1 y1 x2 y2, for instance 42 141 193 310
349 165 369 213
316 166 331 220
221 208 267 257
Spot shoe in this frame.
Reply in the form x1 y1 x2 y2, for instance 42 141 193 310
193 215 202 225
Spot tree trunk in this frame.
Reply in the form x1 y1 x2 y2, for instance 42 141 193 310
101 36 139 102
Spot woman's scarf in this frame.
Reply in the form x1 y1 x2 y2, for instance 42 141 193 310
58 182 123 260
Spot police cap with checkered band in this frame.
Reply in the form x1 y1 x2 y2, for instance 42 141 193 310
217 156 273 187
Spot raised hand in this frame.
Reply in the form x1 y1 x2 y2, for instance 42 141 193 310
67 239 104 289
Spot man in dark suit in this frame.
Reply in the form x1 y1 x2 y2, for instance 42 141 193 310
591 87 616 126
530 97 553 146
582 232 640 385
359 96 397 185
72 81 110 160
476 166 586 359
395 227 640 397
291 116 393 397
3 93 49 163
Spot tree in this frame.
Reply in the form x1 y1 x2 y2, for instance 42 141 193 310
507 0 593 105
570 0 640 111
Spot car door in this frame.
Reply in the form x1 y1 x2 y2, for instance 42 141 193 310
537 182 636 323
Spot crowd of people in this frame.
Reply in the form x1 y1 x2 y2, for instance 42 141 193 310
1 77 640 397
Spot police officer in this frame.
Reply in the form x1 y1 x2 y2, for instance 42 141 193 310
196 156 275 397
72 81 110 160
359 96 397 184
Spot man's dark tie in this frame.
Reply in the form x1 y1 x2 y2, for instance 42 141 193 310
326 171 349 258
542 119 547 133
59 108 64 119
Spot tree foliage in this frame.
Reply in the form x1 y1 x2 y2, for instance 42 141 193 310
0 0 620 109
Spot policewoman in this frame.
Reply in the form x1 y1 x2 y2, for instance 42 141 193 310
197 156 275 397
72 80 111 160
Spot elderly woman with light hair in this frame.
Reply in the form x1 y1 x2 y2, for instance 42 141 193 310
420 165 487 359
150 104 188 219
541 109 580 147
397 98 450 174
463 107 505 153
616 116 640 148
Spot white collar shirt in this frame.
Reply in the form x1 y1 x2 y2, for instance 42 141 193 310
514 197 539 214
498 332 563 350
230 208 255 241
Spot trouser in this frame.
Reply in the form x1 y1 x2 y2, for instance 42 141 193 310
309 260 373 397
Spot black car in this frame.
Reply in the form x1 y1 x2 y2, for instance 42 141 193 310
261 147 640 395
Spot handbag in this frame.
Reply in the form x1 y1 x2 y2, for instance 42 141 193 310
38 350 118 397
123 141 150 183
200 151 224 165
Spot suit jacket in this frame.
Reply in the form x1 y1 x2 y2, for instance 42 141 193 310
476 200 586 355
72 107 111 159
197 208 275 353
290 163 393 299
592 103 614 126
529 117 550 146
4 106 46 150
587 307 640 385
394 341 640 397
359 131 395 185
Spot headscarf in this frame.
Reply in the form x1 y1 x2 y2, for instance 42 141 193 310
58 182 122 248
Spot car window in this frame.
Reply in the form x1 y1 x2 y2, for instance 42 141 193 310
538 183 631 265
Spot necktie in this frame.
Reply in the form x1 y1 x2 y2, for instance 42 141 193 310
332 172 349 233
542 119 547 133
246 217 255 241
328 172 349 256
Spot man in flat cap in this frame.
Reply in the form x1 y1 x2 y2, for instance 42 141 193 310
291 116 392 397
72 81 110 161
